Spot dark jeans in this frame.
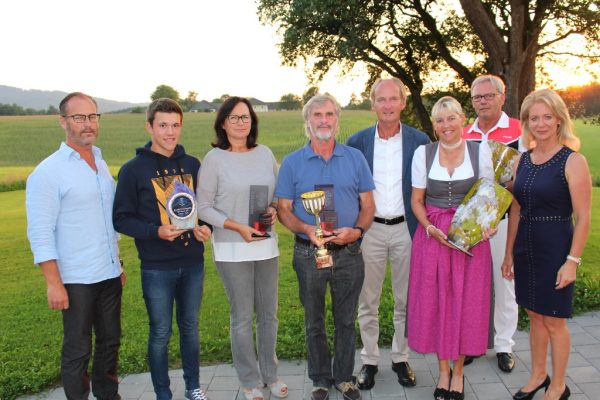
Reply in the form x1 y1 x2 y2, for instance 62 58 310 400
62 276 122 400
141 265 204 400
293 240 365 387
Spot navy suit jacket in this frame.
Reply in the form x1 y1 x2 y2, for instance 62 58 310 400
347 123 430 237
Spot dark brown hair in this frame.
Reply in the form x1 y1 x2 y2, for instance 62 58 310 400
212 96 258 150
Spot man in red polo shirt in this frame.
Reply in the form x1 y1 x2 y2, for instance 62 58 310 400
462 75 524 373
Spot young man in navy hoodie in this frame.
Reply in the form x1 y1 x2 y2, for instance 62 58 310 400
113 98 211 400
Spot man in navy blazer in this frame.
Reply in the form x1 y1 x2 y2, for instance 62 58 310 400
347 78 429 390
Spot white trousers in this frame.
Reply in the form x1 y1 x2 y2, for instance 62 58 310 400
490 218 518 353
357 221 412 365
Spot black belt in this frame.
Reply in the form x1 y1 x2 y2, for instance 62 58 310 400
295 235 350 251
374 216 405 225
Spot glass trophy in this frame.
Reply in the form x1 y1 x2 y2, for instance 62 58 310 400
248 185 271 234
166 181 197 230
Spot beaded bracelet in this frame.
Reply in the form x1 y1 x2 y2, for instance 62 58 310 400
425 224 436 238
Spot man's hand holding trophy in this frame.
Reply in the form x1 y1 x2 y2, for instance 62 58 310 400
300 190 334 269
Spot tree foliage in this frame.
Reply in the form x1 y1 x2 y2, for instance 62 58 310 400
212 94 230 104
302 86 320 105
278 93 303 109
345 92 371 110
180 91 198 112
150 85 180 102
0 103 59 116
559 82 600 124
258 0 600 134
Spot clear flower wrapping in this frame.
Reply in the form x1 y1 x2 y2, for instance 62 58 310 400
447 178 513 255
488 140 519 184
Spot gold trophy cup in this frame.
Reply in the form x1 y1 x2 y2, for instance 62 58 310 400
300 190 333 268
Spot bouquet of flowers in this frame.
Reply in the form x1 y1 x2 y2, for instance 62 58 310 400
447 178 513 255
488 140 520 184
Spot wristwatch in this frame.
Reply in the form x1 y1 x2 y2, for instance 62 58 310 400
353 226 365 239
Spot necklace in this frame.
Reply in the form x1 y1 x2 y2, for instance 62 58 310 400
439 138 463 150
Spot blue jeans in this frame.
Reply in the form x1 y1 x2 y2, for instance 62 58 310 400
141 265 204 400
293 240 365 387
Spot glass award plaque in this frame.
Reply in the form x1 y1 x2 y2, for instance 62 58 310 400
166 181 197 230
315 184 337 232
249 185 271 234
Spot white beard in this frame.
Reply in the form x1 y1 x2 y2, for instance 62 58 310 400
309 125 334 141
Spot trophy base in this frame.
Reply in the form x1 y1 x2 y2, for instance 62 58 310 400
447 240 474 257
316 254 333 269
173 220 197 231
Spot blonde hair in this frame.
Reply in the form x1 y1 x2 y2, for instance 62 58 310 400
520 88 580 151
431 96 465 120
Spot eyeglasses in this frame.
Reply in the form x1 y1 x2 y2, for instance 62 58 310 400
62 113 101 123
227 114 251 124
471 93 499 102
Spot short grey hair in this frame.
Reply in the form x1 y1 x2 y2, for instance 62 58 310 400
302 94 341 138
370 78 407 103
471 75 505 95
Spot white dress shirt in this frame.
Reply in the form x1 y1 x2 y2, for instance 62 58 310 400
373 124 404 218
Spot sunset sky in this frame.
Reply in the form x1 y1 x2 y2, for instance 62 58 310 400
1 0 596 105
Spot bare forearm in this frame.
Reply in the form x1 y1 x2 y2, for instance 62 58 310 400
569 213 590 258
504 201 520 259
411 189 430 228
40 260 62 286
355 192 374 231
39 260 69 310
278 206 311 236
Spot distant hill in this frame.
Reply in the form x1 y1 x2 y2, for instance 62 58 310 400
0 85 147 113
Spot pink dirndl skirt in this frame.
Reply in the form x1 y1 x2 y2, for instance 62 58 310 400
407 204 491 360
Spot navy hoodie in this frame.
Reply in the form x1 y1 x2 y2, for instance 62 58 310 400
113 141 205 269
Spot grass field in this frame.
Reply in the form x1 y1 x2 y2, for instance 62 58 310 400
0 112 598 399
0 111 376 180
1 112 598 182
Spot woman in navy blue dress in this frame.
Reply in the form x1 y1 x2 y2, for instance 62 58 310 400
502 89 591 400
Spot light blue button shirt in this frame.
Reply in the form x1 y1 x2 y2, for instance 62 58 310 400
26 142 120 284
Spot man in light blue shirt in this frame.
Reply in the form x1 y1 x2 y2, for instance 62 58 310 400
26 92 124 400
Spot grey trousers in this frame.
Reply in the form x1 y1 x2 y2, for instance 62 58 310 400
215 257 279 388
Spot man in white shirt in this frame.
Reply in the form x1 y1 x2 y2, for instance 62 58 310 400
347 78 429 390
462 74 522 372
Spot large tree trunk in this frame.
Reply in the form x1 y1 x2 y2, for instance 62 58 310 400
460 0 541 119
407 87 434 139
505 55 537 118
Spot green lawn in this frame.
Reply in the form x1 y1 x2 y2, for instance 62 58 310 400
0 111 376 182
0 113 597 182
1 112 599 399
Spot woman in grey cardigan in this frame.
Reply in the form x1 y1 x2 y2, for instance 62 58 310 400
197 97 287 400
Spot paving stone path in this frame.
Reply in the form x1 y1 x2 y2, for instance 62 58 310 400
19 311 600 400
